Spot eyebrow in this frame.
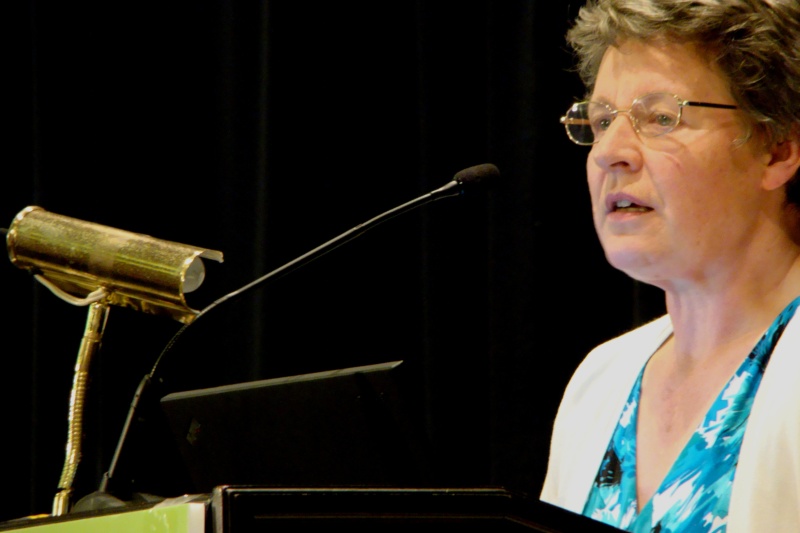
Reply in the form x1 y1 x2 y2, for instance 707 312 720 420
586 95 615 106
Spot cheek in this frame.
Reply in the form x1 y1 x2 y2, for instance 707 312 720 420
669 154 747 209
586 162 606 221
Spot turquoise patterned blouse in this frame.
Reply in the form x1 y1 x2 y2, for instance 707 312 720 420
582 296 800 532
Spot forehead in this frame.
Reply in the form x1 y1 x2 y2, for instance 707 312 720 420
591 39 732 104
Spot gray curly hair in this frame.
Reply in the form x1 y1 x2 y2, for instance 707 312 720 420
567 0 800 150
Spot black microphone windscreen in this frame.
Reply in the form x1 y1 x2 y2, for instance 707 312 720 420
453 163 500 187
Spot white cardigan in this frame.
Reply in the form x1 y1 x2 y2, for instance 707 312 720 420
540 314 800 533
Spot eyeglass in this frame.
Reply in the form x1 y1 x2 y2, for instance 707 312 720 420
560 92 738 145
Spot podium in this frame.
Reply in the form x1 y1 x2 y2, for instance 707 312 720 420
0 487 621 532
210 486 622 532
0 500 207 533
2 365 621 532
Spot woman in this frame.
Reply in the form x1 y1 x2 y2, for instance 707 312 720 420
541 1 800 531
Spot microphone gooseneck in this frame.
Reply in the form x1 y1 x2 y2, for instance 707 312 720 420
151 162 500 375
96 163 500 503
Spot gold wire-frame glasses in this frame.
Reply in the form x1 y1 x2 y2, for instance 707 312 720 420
560 92 738 145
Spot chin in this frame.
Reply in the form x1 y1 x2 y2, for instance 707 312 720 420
603 247 661 282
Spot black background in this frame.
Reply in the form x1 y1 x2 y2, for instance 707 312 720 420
3 0 665 522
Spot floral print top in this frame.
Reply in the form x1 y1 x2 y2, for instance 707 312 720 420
582 296 800 532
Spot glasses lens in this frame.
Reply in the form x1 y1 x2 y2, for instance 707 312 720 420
633 93 681 137
586 102 615 141
563 102 598 145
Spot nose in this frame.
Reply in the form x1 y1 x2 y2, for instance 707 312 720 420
590 110 643 172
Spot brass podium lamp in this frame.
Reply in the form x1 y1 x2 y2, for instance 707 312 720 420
5 206 224 516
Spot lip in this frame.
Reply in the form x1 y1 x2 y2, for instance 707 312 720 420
604 192 653 215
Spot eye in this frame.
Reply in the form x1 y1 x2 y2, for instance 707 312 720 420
590 113 614 132
652 112 678 128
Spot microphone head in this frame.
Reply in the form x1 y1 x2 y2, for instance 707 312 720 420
453 163 500 188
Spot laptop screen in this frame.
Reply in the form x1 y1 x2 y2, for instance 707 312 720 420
160 360 431 493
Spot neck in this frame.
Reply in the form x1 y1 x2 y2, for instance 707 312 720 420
663 253 800 362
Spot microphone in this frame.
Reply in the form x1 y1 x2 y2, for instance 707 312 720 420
187 162 500 323
427 163 499 199
450 162 501 188
92 163 500 506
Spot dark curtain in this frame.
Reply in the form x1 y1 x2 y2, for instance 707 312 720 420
4 0 665 522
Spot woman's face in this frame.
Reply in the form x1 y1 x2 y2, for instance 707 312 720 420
587 39 771 289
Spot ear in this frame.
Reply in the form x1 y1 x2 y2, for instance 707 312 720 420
763 134 800 191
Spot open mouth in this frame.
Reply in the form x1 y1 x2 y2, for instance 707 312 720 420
612 199 652 213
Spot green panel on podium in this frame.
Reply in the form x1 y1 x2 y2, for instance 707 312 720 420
0 502 206 533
